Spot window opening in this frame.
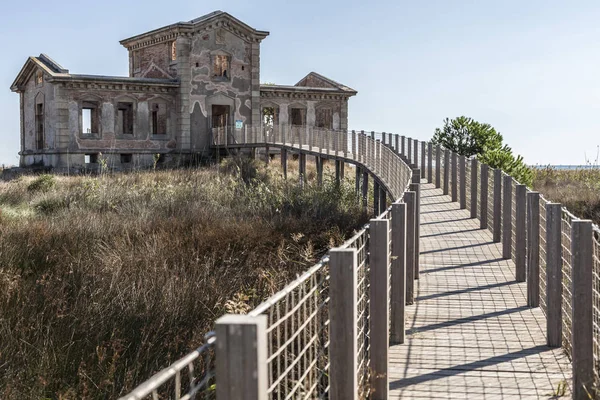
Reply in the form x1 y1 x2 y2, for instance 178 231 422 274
85 154 98 164
121 154 132 164
36 71 43 85
150 103 167 135
213 55 230 79
290 108 306 126
171 42 177 61
81 102 99 135
117 102 134 135
316 108 333 129
35 103 44 149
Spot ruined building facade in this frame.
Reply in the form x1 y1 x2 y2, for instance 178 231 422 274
10 11 357 170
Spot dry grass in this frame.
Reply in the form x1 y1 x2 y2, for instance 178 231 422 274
532 166 600 224
0 156 368 399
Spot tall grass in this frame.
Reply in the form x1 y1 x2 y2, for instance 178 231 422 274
0 157 369 399
532 166 600 224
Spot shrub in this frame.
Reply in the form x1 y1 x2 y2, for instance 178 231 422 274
27 174 56 193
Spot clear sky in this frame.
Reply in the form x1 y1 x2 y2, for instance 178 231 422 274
2 0 599 166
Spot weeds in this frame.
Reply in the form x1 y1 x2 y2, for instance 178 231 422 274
532 166 600 224
0 158 368 399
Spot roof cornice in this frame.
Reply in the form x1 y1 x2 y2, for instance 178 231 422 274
120 12 269 51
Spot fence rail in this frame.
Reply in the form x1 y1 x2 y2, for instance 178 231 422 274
122 126 600 399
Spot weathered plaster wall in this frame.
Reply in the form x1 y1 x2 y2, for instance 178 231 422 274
22 70 57 154
259 96 346 130
188 28 254 153
296 75 335 89
131 42 177 79
61 88 178 156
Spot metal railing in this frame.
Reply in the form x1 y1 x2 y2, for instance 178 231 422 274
119 332 216 400
122 127 416 400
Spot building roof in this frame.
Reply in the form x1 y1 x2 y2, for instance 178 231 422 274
120 11 269 50
295 72 357 94
10 54 178 92
261 72 357 97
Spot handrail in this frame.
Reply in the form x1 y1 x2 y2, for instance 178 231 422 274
120 127 420 399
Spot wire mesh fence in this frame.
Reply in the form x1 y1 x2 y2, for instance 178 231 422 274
476 162 482 218
487 172 494 235
539 196 549 316
593 226 600 386
511 179 517 264
119 333 216 400
561 209 576 356
248 259 331 399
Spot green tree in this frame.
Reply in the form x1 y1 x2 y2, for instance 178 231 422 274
431 116 532 186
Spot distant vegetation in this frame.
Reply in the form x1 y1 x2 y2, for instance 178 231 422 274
0 158 368 399
431 116 532 186
532 166 600 225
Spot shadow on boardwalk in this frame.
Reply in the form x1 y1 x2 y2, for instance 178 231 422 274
389 183 572 400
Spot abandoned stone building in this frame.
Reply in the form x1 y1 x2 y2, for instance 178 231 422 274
10 11 357 170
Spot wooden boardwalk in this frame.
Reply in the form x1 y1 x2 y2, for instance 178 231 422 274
389 183 573 399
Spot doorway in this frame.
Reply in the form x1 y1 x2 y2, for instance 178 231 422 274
211 105 230 145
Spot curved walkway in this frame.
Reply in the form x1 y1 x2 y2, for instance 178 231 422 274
389 183 572 399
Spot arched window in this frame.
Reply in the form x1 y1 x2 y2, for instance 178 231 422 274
171 41 177 61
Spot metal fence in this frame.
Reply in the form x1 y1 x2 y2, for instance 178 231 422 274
119 333 216 400
593 226 600 384
122 127 414 400
247 259 331 398
539 195 550 316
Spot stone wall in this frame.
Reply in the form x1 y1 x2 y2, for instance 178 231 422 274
188 27 255 155
130 41 177 79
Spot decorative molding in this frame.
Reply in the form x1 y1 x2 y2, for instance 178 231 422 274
260 90 349 101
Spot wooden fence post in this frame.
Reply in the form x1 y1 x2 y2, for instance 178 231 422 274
369 219 389 400
427 142 433 184
401 136 405 159
374 181 380 216
443 149 450 195
493 169 502 243
391 202 407 344
435 145 441 189
451 152 458 202
480 164 488 229
329 248 359 400
281 149 288 180
316 157 323 186
470 159 478 218
459 156 466 209
215 314 268 400
379 187 387 216
355 166 361 199
502 175 513 260
527 192 540 307
413 140 418 169
546 203 563 347
362 172 369 213
420 141 426 179
409 182 420 279
571 220 594 400
412 168 420 184
515 185 527 282
405 191 416 304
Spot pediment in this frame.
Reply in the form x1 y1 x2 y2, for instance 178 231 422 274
295 72 357 94
10 54 68 92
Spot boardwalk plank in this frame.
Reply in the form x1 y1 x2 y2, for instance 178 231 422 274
389 183 572 399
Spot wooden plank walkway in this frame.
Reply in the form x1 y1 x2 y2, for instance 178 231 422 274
389 183 572 399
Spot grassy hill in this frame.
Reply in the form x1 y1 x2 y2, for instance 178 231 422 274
0 158 368 399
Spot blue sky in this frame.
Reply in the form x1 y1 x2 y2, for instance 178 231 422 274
1 0 599 166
